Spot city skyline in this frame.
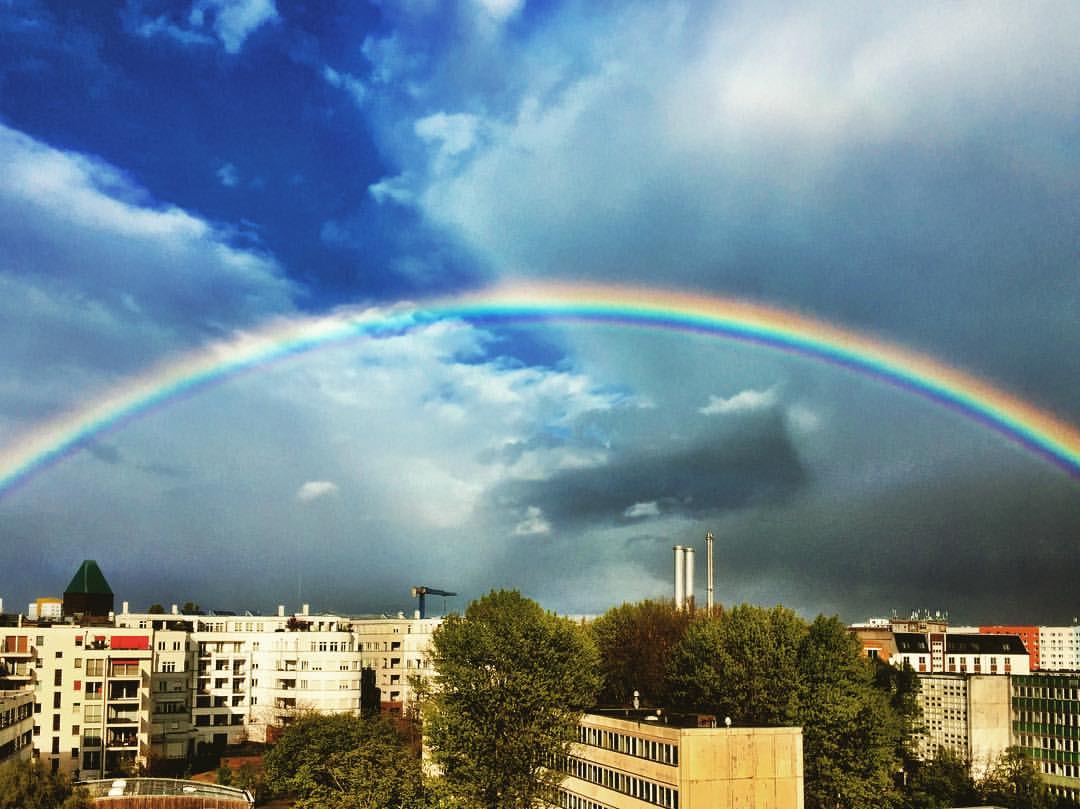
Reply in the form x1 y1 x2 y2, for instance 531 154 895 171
1 2 1079 621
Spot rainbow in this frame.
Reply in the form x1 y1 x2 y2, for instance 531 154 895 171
2 281 1079 497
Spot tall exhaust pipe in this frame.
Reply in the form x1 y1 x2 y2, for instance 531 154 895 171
706 531 714 614
673 546 686 610
685 547 695 613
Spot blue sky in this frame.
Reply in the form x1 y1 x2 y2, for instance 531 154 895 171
2 0 1079 622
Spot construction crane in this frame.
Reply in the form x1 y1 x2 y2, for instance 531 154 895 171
410 586 456 619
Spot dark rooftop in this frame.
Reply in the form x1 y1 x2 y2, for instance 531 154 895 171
64 560 113 596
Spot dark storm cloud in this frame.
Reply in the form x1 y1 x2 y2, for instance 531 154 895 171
490 408 806 529
705 460 1080 623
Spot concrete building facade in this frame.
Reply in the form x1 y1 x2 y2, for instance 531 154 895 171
1038 627 1080 672
913 674 1011 778
32 624 154 778
354 615 440 716
0 689 33 765
1012 672 1080 803
556 711 804 809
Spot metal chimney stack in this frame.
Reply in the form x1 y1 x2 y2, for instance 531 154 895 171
673 546 686 610
706 531 714 613
685 547 695 612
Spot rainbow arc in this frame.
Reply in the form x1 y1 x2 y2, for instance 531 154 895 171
2 282 1079 497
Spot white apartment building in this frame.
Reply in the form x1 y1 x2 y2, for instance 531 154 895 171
893 632 1030 676
3 599 443 778
33 624 154 778
354 615 440 715
1038 627 1080 672
116 604 367 751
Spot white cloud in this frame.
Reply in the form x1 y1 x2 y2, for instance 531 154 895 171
699 387 777 416
624 501 659 519
514 506 550 536
127 0 278 54
296 480 339 502
414 112 481 173
216 162 239 187
472 0 524 23
368 174 415 206
0 123 294 425
786 403 821 434
323 65 367 106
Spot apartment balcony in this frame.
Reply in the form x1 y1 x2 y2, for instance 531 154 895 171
105 730 139 749
108 685 140 701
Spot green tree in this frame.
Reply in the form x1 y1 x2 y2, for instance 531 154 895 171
900 747 978 809
0 758 92 809
421 590 601 809
147 603 165 614
591 599 691 707
798 615 903 809
264 712 423 808
978 746 1048 809
667 604 805 725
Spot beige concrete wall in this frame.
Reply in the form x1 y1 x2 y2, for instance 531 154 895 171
681 728 803 809
564 715 802 809
967 675 1011 778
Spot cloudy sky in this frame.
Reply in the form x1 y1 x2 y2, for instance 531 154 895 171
2 0 1079 623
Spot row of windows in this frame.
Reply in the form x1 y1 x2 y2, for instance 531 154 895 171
556 788 615 809
0 700 32 728
577 725 678 766
559 756 678 809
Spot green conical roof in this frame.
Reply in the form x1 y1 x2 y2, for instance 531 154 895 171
64 560 113 596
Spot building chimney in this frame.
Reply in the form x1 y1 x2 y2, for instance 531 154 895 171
277 604 285 617
171 604 178 615
706 531 714 614
673 546 686 610
302 603 310 616
685 547 695 612
122 601 129 614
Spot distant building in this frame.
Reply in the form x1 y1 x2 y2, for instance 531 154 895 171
1037 626 1080 672
353 614 440 715
556 710 804 809
28 598 63 621
62 560 114 620
912 674 1011 778
893 632 1029 676
981 625 1041 670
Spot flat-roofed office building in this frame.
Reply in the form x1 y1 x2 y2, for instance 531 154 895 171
555 711 803 809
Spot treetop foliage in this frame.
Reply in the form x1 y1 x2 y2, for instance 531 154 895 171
591 598 691 707
0 758 91 809
422 589 600 809
263 711 423 809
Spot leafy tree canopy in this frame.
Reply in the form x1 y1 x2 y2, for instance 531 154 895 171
668 603 804 726
0 758 91 809
591 599 691 707
978 746 1051 809
264 712 419 806
422 590 600 809
797 615 903 809
898 747 978 809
